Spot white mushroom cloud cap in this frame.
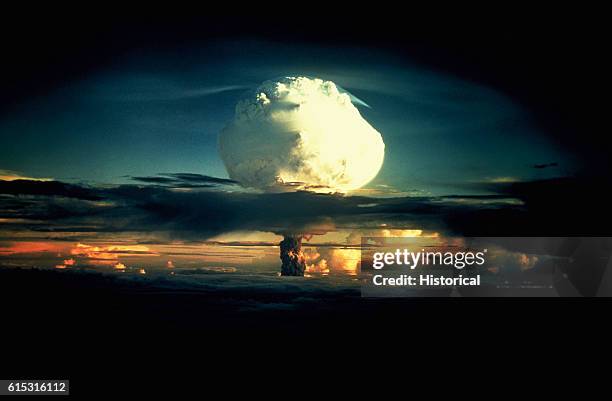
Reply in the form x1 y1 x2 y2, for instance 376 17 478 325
219 76 385 193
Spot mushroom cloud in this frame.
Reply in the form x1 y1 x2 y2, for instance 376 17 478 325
219 76 385 275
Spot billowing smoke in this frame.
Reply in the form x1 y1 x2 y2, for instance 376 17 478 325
219 76 384 193
219 76 385 275
279 235 306 276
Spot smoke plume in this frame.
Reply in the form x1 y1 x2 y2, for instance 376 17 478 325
279 235 306 276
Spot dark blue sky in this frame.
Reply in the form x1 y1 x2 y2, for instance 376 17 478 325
0 40 571 195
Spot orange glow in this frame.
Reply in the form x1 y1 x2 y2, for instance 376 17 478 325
304 249 330 274
54 258 76 269
0 241 66 255
329 248 360 275
303 247 360 275
70 243 157 261
380 229 439 238
113 262 127 270
0 170 52 182
88 259 120 266
305 258 329 274
518 254 538 271
166 260 175 268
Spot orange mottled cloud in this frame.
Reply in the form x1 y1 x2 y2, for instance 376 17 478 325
55 258 76 269
304 247 360 275
304 249 330 274
70 243 157 260
113 262 127 270
0 241 67 255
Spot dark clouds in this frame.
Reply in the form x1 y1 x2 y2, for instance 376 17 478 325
533 162 558 169
0 179 101 200
129 173 238 188
1 174 609 240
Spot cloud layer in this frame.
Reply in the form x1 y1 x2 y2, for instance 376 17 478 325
2 174 607 244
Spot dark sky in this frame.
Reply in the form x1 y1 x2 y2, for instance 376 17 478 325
0 14 609 195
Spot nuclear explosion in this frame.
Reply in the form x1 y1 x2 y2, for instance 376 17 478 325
218 76 385 193
219 76 385 276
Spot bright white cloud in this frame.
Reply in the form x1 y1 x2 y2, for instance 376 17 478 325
219 76 384 193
